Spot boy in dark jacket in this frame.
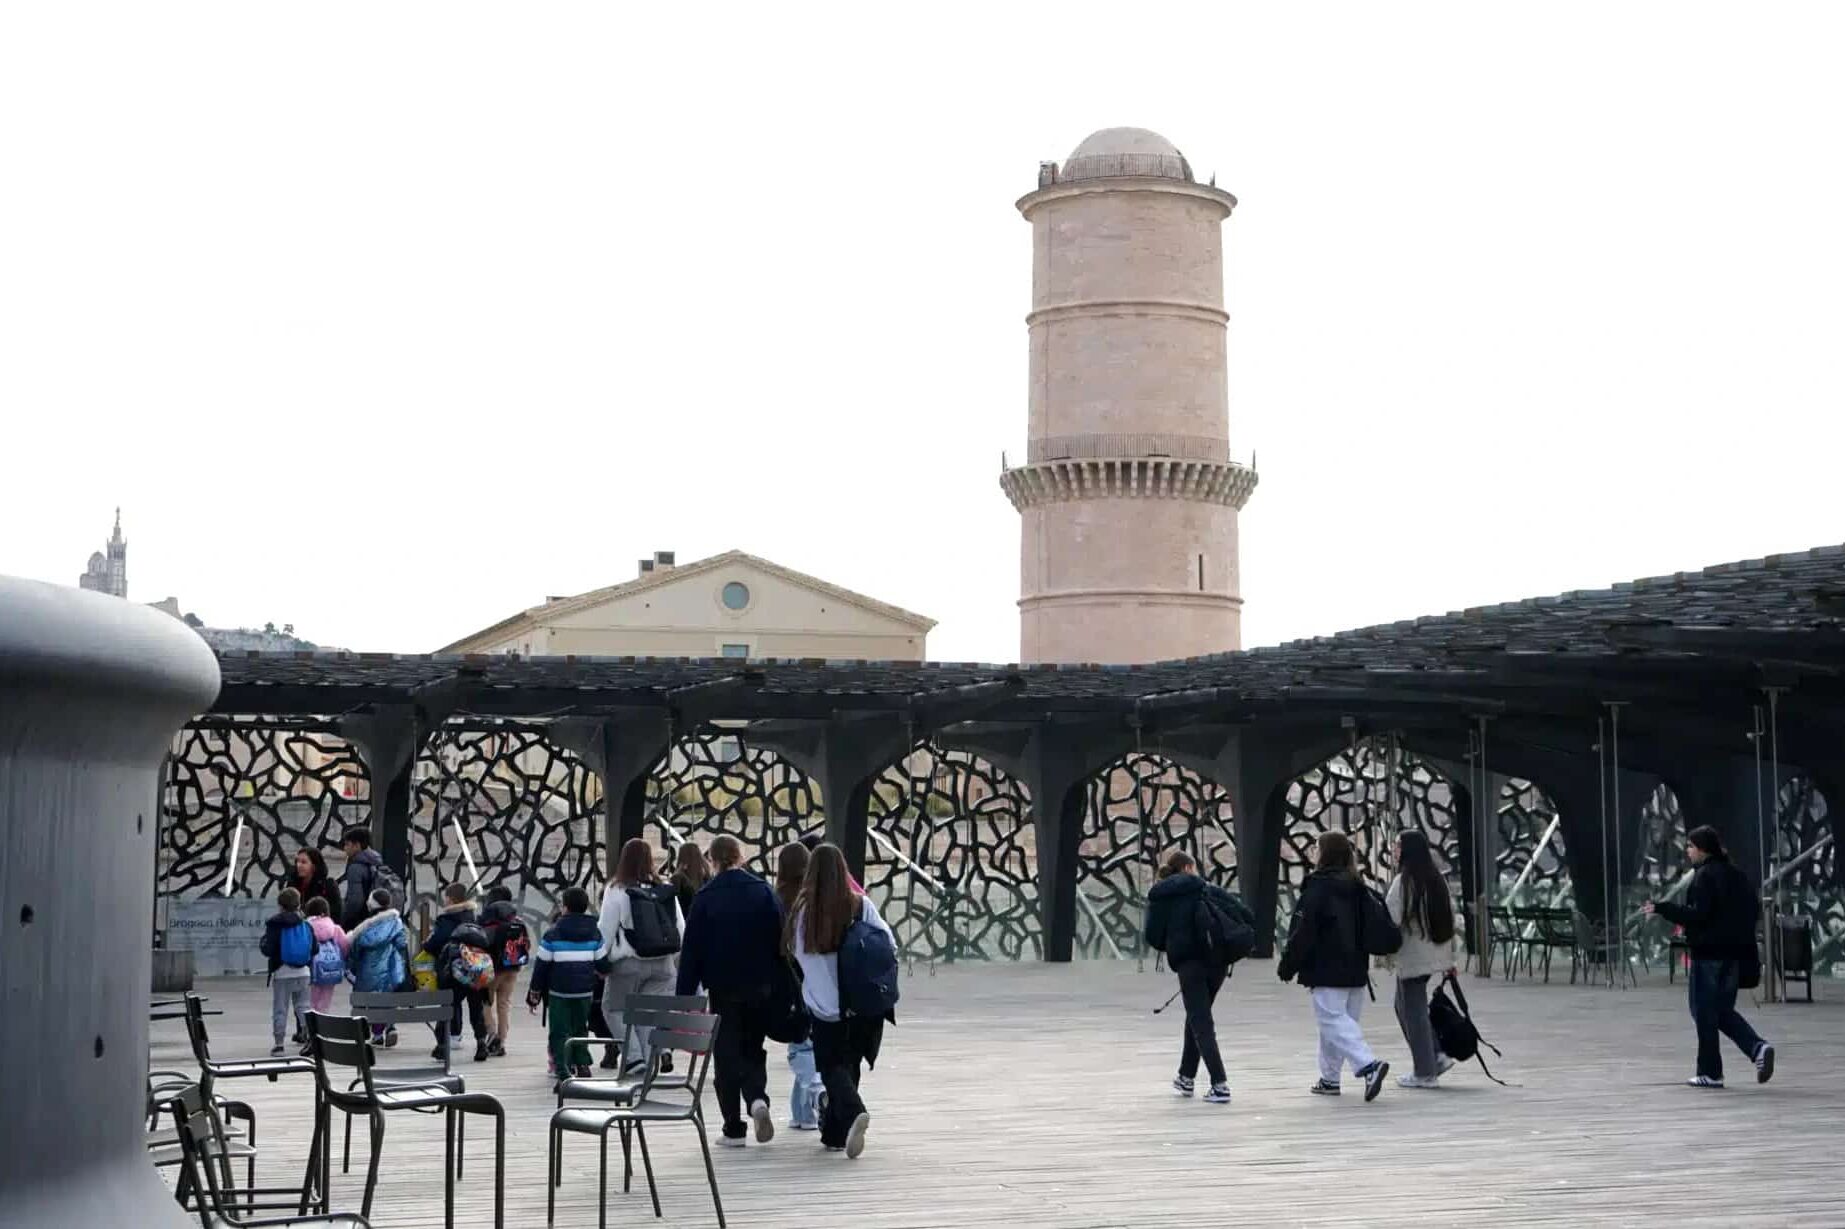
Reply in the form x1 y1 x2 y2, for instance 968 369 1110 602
480 885 525 1057
1277 832 1390 1102
339 826 387 929
423 882 482 1061
1144 851 1250 1104
676 834 783 1145
1645 826 1775 1087
258 887 313 1056
526 886 611 1083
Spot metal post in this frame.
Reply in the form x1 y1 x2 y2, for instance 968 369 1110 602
1133 721 1148 974
1750 705 1771 1003
1765 690 1784 1003
1607 702 1628 989
1596 716 1611 988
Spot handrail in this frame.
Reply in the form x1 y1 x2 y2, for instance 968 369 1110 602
1763 833 1834 892
1076 888 1126 960
866 827 947 895
1499 814 1563 909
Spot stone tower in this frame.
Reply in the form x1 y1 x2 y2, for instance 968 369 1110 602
78 508 128 599
1001 127 1256 664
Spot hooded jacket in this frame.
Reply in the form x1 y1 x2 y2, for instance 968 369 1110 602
1144 873 1208 967
1277 869 1371 989
422 901 478 959
1654 854 1758 961
347 908 409 993
340 848 386 928
307 914 350 956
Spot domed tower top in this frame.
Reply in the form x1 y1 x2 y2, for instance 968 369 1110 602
1060 126 1192 182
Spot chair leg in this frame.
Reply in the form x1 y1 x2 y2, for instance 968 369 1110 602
547 1123 558 1227
621 1122 633 1193
444 1109 456 1229
361 1112 384 1221
635 1122 662 1219
493 1111 506 1229
696 1119 727 1229
457 1110 466 1180
599 1129 609 1229
343 1111 353 1174
298 1104 320 1217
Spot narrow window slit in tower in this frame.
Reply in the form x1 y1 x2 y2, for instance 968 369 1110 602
1197 554 1205 591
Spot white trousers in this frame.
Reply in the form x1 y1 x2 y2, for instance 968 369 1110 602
1310 985 1377 1082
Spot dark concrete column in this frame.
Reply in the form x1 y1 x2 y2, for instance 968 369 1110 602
1662 752 1779 886
338 705 420 879
1155 724 1348 957
551 709 673 881
748 714 915 881
940 719 1132 962
1 575 220 1228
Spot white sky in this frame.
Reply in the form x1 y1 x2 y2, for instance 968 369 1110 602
4 3 1841 662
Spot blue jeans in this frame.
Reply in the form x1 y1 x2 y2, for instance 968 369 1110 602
1688 958 1765 1080
787 1040 822 1128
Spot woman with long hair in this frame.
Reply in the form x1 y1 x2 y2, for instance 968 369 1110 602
1276 831 1390 1101
775 842 823 1130
790 843 892 1158
597 837 684 1073
671 840 712 918
1386 830 1457 1088
292 847 337 915
1143 849 1246 1104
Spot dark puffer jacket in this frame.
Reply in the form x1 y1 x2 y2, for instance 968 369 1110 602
1277 870 1369 989
1655 854 1758 960
1145 873 1208 966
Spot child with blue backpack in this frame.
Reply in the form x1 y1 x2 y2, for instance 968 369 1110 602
347 887 410 1046
303 896 349 1018
259 887 314 1056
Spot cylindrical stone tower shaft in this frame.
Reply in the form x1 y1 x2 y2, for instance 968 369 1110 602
1002 127 1257 664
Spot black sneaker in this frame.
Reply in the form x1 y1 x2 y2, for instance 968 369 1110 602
486 1037 506 1058
574 1063 594 1079
473 1039 490 1063
1755 1044 1775 1085
1172 1075 1195 1098
1310 1079 1341 1096
384 1026 399 1048
599 1047 620 1070
430 1044 447 1061
1203 1083 1232 1104
1361 1060 1390 1102
1687 1075 1725 1088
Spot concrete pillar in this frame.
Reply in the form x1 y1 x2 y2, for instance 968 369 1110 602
0 575 219 1228
551 709 673 880
747 716 915 881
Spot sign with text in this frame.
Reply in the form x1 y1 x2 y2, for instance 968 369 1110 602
166 898 271 976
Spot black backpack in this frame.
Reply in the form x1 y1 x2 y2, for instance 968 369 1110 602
625 884 682 958
838 900 900 1020
1357 885 1403 957
1195 886 1257 964
1428 972 1510 1085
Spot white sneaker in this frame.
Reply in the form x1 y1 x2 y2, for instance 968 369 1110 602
1686 1075 1724 1089
844 1112 870 1159
1435 1054 1456 1077
750 1099 775 1143
718 1134 748 1148
1397 1074 1440 1089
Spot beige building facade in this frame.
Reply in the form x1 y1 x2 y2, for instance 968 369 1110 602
438 550 934 660
1001 127 1258 665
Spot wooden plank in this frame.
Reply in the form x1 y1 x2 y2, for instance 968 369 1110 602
149 963 1844 1227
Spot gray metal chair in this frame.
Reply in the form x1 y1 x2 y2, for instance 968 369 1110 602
556 992 707 1109
547 1008 723 1229
301 1011 505 1229
184 992 315 1093
166 1084 368 1228
338 991 452 1176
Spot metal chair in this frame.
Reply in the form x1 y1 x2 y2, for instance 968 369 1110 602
338 991 452 1178
547 1008 723 1229
166 1084 368 1228
1570 910 1637 987
300 1011 505 1229
184 992 316 1094
557 993 707 1109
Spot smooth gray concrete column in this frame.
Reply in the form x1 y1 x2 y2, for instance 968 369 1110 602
0 575 220 1229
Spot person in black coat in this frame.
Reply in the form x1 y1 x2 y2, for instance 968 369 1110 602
290 847 338 915
675 834 783 1146
1277 831 1390 1101
1144 850 1246 1103
1645 826 1775 1087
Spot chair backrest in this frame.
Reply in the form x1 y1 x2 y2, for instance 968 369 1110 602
628 1008 718 1104
349 989 451 1073
182 992 212 1064
306 1010 380 1098
166 1083 233 1228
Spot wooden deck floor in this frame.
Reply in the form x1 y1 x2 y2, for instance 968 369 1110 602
152 962 1844 1228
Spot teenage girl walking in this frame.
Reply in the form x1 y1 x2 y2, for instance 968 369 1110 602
1277 831 1390 1101
790 842 893 1158
1143 850 1234 1104
597 838 684 1074
775 841 823 1130
1386 830 1457 1088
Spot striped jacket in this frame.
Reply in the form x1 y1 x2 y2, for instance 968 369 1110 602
529 911 610 999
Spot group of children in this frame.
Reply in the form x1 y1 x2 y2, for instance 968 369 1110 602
258 865 532 1059
258 831 895 1163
